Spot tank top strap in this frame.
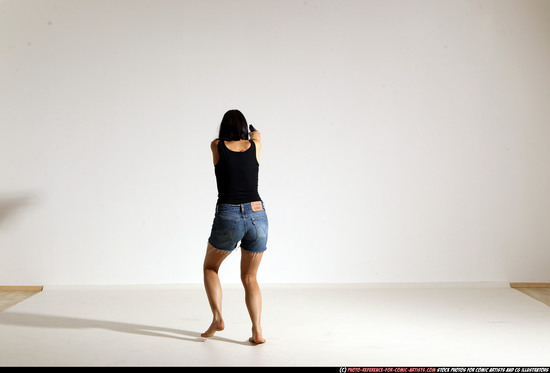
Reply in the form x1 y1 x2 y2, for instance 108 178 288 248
217 139 229 157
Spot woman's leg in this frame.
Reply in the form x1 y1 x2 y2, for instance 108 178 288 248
240 248 266 344
202 242 231 338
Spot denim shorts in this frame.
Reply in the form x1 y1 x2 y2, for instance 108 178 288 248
208 202 268 253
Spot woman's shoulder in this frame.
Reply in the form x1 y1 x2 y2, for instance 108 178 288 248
210 139 220 165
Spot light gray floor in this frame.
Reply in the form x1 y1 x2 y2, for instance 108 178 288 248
1 283 549 366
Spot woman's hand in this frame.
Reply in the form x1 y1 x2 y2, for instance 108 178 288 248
249 130 261 142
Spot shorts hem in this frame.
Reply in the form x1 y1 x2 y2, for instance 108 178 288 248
208 240 236 252
240 245 267 254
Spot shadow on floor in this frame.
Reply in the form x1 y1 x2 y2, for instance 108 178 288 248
0 311 251 346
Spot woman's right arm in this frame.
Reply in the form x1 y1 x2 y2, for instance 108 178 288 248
249 131 261 164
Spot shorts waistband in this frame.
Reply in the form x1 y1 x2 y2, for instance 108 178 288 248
216 201 264 214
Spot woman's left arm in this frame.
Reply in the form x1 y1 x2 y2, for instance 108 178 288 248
210 139 220 166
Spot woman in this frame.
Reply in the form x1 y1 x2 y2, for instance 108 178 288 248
201 109 268 344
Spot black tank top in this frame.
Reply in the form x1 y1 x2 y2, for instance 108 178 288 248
215 140 261 204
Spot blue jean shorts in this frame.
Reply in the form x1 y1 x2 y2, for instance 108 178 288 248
208 202 268 253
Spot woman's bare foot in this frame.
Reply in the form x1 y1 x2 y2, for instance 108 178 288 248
201 319 224 338
248 328 266 344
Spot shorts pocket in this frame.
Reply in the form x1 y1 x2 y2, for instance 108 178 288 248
211 215 239 245
251 215 268 239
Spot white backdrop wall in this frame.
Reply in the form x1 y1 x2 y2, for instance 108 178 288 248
1 0 549 285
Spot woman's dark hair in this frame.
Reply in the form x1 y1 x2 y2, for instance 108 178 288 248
218 109 249 141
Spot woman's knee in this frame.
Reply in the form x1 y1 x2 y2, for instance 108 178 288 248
240 273 257 287
204 265 220 274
